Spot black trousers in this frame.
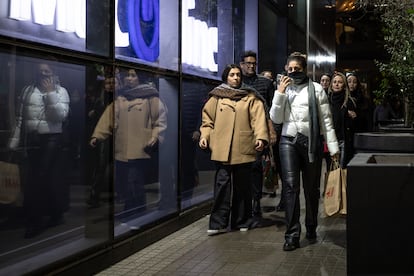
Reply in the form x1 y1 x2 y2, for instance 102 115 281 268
115 159 148 212
24 133 66 226
251 151 263 202
279 136 322 242
209 162 253 230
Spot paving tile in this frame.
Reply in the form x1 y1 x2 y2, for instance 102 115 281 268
95 184 347 276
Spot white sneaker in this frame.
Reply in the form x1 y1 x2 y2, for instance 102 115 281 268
207 229 226 236
239 227 249 232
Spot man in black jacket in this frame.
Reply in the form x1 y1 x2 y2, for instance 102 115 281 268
240 51 277 223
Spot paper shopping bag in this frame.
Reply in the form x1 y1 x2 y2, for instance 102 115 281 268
0 161 21 204
339 168 347 215
324 161 342 216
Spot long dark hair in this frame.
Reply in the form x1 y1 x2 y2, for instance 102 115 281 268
221 64 243 83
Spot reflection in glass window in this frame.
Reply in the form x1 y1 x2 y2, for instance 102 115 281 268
115 0 179 71
181 0 241 80
0 1 110 56
88 67 178 236
180 79 215 209
0 52 112 275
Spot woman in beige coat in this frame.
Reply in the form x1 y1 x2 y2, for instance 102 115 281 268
199 64 269 235
90 69 167 214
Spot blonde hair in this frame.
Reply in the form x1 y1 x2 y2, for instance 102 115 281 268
328 71 356 108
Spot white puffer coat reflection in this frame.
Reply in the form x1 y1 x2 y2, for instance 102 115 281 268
8 85 70 149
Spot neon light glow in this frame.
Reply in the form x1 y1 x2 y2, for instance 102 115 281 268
182 0 218 72
128 0 159 62
115 0 130 47
32 0 56 25
56 0 86 38
9 0 31 21
9 0 86 38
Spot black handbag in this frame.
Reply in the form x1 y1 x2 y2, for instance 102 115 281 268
294 132 308 147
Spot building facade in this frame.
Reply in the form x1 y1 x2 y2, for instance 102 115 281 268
0 1 335 274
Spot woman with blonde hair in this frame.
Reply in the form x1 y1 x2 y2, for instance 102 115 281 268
328 71 357 168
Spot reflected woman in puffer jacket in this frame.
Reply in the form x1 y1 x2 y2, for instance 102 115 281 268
9 59 70 238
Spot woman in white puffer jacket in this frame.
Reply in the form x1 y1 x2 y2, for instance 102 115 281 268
8 60 70 239
270 53 339 252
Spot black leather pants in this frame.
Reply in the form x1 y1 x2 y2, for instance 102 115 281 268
279 136 322 242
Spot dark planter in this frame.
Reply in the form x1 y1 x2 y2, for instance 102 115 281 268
347 153 414 275
354 131 414 153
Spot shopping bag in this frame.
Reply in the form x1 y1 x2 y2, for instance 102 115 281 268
0 161 21 204
324 160 342 216
339 168 347 215
262 147 278 193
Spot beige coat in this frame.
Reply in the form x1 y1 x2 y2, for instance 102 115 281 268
200 93 269 165
92 95 167 161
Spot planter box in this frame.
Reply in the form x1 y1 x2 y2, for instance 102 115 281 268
347 153 414 275
354 132 414 153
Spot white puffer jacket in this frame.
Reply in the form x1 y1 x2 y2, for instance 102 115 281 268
8 84 70 149
269 82 339 156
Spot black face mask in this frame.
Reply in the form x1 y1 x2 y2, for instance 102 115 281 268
288 71 308 85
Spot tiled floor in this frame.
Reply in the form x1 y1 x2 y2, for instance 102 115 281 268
95 192 347 276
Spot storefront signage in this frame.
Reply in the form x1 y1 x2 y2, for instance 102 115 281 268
9 0 86 38
182 0 218 72
115 0 159 62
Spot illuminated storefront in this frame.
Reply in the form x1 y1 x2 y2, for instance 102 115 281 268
0 0 334 274
0 1 255 274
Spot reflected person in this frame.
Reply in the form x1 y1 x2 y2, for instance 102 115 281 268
8 60 70 238
90 69 167 216
86 74 120 208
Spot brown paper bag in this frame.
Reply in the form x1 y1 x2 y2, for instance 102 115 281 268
339 168 347 215
324 163 342 216
0 161 21 204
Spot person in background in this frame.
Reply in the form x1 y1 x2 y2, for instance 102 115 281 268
90 68 167 217
8 59 70 238
346 72 373 132
320 73 331 95
319 73 332 175
86 74 121 208
199 64 269 235
260 70 277 89
240 51 277 222
260 70 283 211
269 52 339 251
328 72 357 168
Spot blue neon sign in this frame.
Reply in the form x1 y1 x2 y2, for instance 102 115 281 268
118 0 160 62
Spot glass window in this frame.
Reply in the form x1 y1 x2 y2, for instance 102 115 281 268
180 78 215 209
115 0 179 71
0 1 111 56
108 67 178 236
181 0 238 79
0 50 112 275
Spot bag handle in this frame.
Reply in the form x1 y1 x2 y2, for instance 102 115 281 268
329 159 340 172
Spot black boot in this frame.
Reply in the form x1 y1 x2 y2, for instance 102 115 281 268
252 200 262 218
